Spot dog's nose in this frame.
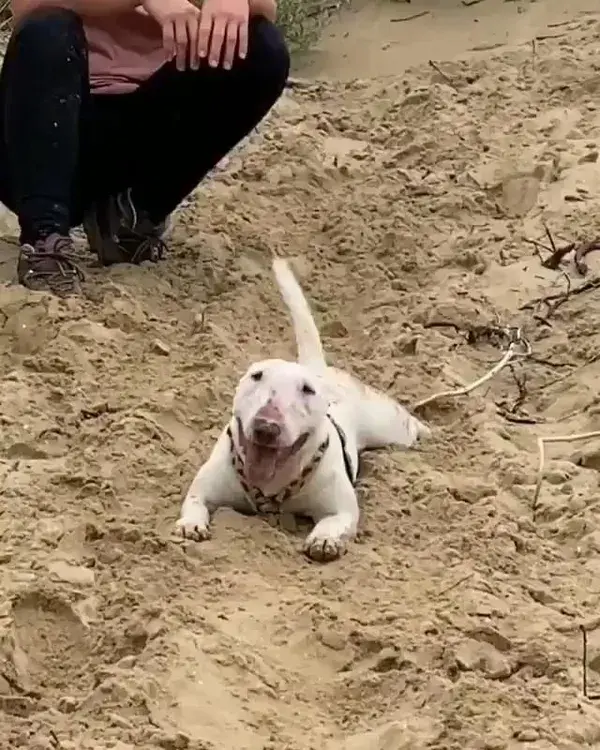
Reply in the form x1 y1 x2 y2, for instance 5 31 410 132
252 419 281 444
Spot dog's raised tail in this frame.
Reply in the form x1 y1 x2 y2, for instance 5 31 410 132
272 258 327 372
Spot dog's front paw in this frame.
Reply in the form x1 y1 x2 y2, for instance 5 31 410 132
176 516 211 542
303 534 346 563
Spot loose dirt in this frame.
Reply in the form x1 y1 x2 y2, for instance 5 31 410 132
2 1 600 749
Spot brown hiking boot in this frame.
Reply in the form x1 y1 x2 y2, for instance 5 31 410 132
17 233 84 297
83 189 169 267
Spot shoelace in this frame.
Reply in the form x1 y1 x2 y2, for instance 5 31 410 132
116 189 168 264
121 227 168 264
24 238 85 292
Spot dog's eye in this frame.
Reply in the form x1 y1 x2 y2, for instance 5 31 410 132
302 383 316 396
250 370 263 382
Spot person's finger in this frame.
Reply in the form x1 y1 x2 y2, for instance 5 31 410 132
237 16 248 60
174 16 188 71
208 15 227 67
162 19 176 62
198 9 213 59
222 19 239 70
187 15 200 69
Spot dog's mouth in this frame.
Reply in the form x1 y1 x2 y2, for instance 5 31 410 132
237 418 309 486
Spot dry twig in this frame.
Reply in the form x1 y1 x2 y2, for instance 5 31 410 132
520 276 600 319
391 10 429 21
428 59 458 90
524 225 575 270
413 327 531 411
436 572 474 597
526 226 600 276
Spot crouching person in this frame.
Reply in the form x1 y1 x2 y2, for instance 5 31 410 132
0 0 289 295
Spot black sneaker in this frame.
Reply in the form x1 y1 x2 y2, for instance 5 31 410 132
83 189 169 267
17 233 84 296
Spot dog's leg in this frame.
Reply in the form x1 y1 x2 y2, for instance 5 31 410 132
302 475 359 563
356 384 430 451
176 428 246 542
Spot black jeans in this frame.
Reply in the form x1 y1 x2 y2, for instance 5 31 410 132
0 7 290 244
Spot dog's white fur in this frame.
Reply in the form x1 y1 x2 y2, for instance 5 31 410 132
176 258 431 562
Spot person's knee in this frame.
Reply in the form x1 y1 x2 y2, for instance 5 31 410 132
13 7 85 59
245 17 290 93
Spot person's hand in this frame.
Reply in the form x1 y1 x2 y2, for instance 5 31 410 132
198 0 250 70
142 0 203 71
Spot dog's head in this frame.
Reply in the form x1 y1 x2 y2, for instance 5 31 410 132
232 358 329 487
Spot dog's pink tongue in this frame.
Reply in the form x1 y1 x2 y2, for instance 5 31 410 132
244 444 278 486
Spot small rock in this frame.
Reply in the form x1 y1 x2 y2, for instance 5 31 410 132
515 728 540 742
527 586 558 606
116 655 137 669
97 547 124 564
321 319 348 338
108 711 134 729
467 625 513 652
449 478 497 504
545 462 575 484
28 737 55 750
37 518 65 546
317 626 347 651
372 648 408 673
151 730 190 750
57 696 79 714
393 335 418 355
48 561 95 586
6 442 52 459
151 338 170 356
587 652 600 674
454 639 512 679
570 440 600 470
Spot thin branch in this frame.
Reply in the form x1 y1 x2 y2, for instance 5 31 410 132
391 10 430 22
521 276 600 313
428 60 458 90
413 330 531 411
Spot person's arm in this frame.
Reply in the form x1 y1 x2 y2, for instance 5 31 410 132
248 0 276 21
11 0 142 21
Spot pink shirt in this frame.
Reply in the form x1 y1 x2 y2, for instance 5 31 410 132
84 8 167 94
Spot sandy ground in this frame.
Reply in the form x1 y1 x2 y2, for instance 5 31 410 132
4 1 600 748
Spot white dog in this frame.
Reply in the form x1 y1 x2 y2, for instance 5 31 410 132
176 258 430 562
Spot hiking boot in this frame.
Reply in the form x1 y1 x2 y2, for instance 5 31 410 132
17 233 84 297
83 188 169 267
